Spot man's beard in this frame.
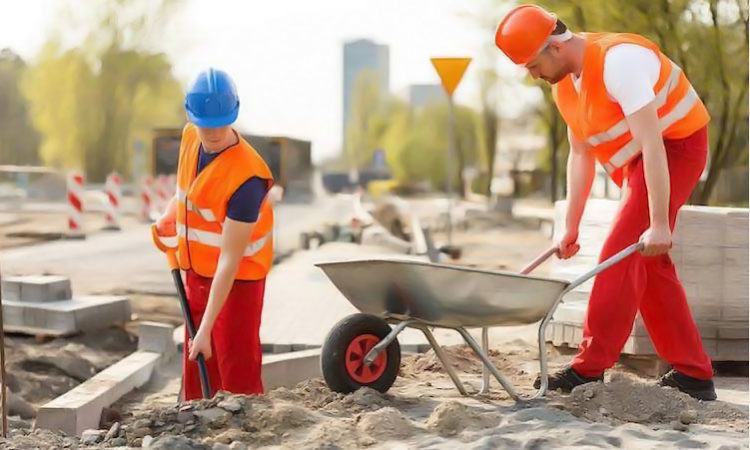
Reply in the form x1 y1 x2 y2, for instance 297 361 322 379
544 70 567 84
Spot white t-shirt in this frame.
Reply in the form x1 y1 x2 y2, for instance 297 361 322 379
571 43 661 116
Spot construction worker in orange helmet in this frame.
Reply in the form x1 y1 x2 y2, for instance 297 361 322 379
156 68 274 400
495 4 715 400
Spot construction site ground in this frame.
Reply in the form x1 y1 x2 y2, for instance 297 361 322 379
0 195 746 449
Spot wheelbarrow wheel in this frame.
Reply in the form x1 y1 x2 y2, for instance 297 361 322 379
321 313 401 394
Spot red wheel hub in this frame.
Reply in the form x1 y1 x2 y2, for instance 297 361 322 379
345 334 387 384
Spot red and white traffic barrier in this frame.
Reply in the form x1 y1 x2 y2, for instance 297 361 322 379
154 174 170 214
67 171 85 238
167 174 177 199
103 172 122 230
140 175 154 222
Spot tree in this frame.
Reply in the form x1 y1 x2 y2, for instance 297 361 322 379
21 0 184 181
478 67 501 197
345 69 388 169
379 101 486 193
0 49 40 165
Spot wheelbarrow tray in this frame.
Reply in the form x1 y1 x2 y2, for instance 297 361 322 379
316 258 570 329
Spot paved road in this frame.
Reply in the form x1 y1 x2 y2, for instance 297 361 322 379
1 193 510 349
1 195 356 296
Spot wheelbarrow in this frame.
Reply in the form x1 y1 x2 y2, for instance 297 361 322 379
316 242 644 402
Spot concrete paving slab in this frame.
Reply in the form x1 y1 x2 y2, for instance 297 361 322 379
35 351 160 436
138 321 176 362
2 275 72 302
262 349 321 391
3 295 130 336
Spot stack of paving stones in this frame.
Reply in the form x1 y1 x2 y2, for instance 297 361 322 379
2 275 131 336
546 200 748 362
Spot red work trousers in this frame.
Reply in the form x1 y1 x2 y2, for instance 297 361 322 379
183 270 265 400
571 126 714 380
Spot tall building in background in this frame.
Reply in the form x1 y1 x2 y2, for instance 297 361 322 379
342 39 389 150
408 84 447 109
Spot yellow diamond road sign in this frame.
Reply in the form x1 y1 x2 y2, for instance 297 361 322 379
431 57 472 96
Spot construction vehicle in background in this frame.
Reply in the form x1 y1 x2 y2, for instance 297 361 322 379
151 128 314 200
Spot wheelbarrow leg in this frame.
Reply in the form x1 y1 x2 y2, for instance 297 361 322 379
480 327 490 394
456 327 520 402
364 320 411 365
420 327 468 396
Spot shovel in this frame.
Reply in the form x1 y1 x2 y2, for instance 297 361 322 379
151 225 211 399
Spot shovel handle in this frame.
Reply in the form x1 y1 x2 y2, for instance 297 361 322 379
155 226 211 399
151 224 179 270
171 268 212 399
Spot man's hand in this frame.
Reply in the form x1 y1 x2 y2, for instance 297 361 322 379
641 223 672 257
156 196 178 237
188 328 213 361
557 230 581 259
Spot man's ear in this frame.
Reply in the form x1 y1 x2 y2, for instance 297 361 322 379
547 41 564 56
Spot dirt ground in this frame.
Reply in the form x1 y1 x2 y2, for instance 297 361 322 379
1 327 137 427
3 344 746 449
0 203 747 449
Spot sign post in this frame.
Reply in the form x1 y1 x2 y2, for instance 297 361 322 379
430 57 471 246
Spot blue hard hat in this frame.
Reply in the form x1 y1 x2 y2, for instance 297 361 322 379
185 68 240 128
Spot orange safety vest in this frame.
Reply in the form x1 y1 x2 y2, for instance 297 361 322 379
175 124 274 280
553 32 710 186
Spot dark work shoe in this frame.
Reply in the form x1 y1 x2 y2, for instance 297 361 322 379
533 367 604 393
658 369 717 401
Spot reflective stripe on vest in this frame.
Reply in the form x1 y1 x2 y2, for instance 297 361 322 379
587 61 700 176
587 61 694 147
177 187 217 222
177 223 271 257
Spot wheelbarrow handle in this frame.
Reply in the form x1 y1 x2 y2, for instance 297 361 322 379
564 242 645 294
520 246 559 275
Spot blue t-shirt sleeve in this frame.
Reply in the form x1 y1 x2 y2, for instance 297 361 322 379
226 177 268 223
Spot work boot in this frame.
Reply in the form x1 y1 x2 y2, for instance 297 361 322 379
533 367 603 393
658 369 717 401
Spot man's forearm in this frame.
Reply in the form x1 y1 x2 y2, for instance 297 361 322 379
198 218 257 335
641 137 671 227
565 150 595 233
200 252 243 333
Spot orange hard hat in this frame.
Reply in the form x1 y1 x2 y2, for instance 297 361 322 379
495 4 557 65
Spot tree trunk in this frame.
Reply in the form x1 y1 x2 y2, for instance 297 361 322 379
550 116 559 203
697 0 733 204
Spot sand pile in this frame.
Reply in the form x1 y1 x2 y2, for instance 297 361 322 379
561 374 748 431
402 346 485 375
400 344 539 380
426 401 502 437
357 407 418 440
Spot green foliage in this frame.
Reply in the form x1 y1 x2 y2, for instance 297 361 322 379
0 49 41 165
345 69 487 194
21 0 184 181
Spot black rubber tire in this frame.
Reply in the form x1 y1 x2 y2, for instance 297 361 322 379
321 313 401 394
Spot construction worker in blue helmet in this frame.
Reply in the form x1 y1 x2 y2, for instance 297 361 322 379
155 68 275 399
